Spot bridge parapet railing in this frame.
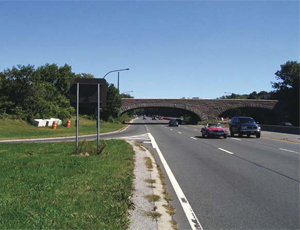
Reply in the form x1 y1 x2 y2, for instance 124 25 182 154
260 125 300 135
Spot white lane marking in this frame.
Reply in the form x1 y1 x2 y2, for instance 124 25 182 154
145 125 149 132
218 148 234 155
120 137 150 141
191 137 197 140
143 141 152 144
122 134 149 138
148 133 203 230
170 129 173 131
194 129 198 131
279 148 299 154
231 138 241 141
178 132 182 134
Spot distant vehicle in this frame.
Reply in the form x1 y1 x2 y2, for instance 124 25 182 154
279 122 293 126
169 119 178 127
158 116 163 120
176 119 183 124
152 115 156 120
229 117 261 138
143 115 147 120
201 123 228 138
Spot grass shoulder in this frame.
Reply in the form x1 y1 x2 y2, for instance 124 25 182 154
0 140 135 229
0 117 127 140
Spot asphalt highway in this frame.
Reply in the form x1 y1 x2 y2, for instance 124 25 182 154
135 118 299 230
1 117 299 229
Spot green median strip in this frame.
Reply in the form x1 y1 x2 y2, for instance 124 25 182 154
0 118 126 140
0 140 134 229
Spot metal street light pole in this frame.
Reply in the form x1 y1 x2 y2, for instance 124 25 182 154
118 72 119 92
103 68 129 92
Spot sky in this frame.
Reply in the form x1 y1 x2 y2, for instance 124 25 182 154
0 1 299 99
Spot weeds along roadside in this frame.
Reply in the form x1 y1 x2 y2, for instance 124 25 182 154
135 142 178 230
0 139 135 229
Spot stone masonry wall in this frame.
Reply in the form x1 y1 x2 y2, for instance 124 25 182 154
120 99 282 121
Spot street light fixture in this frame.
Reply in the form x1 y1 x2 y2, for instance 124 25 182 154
103 68 129 92
121 90 133 94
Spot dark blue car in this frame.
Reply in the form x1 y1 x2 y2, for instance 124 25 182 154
229 117 261 138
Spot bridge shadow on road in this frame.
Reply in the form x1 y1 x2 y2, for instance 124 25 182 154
123 122 169 125
194 135 257 139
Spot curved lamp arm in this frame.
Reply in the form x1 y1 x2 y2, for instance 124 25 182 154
103 68 129 79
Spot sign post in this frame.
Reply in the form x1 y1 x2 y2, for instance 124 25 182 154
76 83 79 153
70 78 107 154
97 83 100 152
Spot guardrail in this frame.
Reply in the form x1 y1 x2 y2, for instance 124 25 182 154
260 125 300 135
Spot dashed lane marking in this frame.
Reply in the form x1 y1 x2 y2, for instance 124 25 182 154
170 129 173 131
231 138 241 141
218 148 234 155
279 148 299 154
191 137 197 140
178 132 182 134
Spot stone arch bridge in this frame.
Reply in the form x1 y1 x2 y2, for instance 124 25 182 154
120 98 285 121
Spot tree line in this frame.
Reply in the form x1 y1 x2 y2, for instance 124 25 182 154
0 64 127 123
218 61 299 125
0 61 298 125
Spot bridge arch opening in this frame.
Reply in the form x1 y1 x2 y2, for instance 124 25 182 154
218 107 278 124
121 106 202 124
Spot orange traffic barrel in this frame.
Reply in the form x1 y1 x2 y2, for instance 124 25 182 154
52 121 57 129
66 119 70 128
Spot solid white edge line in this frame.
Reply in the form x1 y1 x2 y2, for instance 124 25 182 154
279 148 299 154
148 133 203 230
218 148 234 155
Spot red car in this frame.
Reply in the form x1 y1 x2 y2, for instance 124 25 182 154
158 116 163 120
201 123 228 138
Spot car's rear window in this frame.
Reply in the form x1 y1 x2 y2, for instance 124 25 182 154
239 118 255 123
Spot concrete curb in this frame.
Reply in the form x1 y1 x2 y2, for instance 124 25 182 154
128 141 173 230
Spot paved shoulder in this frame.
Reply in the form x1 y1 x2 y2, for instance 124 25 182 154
128 140 173 230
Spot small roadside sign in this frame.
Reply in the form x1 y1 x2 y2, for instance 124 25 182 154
70 78 108 107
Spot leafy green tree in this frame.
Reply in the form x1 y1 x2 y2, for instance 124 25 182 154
120 93 134 98
101 84 122 121
272 61 299 125
247 91 258 99
0 64 81 121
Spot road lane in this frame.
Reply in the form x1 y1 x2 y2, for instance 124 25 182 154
145 119 299 229
157 123 299 181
